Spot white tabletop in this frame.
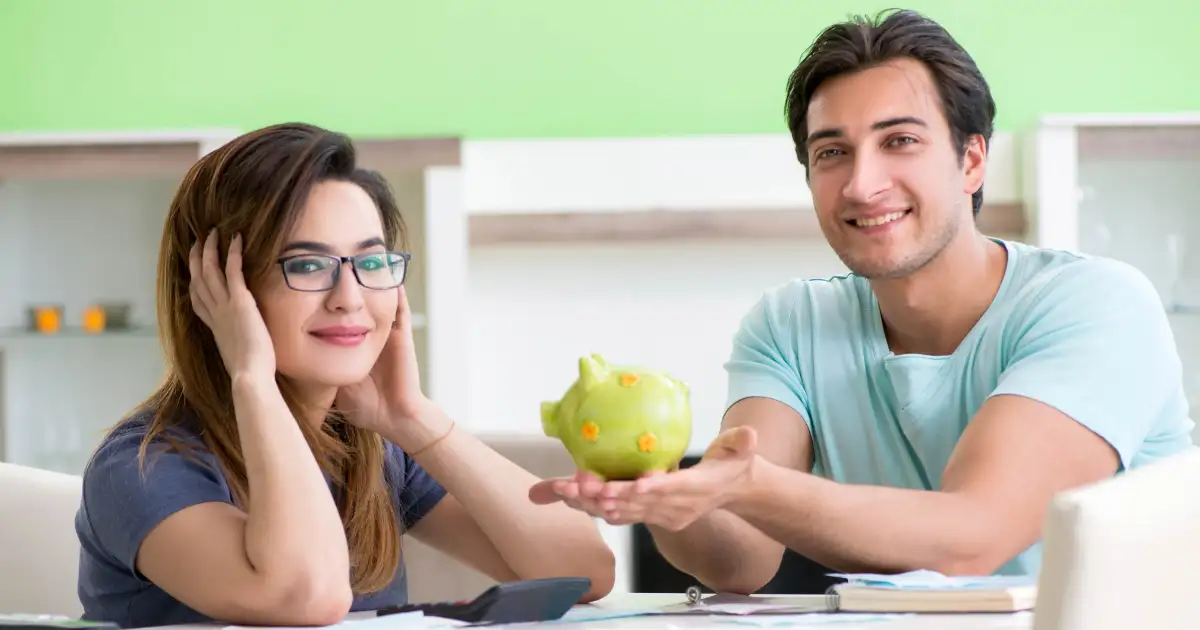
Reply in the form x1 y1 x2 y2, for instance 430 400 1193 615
152 593 1034 630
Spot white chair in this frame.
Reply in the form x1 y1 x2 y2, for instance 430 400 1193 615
0 461 83 616
1035 447 1200 630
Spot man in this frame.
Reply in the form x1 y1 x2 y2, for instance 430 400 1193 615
530 9 1195 591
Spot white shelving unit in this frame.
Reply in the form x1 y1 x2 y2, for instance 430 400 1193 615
1022 113 1200 444
0 130 468 474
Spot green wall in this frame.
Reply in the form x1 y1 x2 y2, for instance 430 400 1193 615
1 0 1196 138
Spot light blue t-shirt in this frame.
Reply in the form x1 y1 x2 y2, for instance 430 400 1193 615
724 238 1195 577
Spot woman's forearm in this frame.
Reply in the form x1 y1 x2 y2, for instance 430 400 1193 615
232 373 352 604
396 405 615 590
649 510 786 594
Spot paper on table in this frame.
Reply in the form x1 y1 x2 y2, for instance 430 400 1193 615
707 613 907 626
221 610 463 630
660 593 834 615
828 569 1037 590
548 606 664 623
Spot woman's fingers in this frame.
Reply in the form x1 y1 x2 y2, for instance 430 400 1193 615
393 285 411 331
201 229 229 304
189 240 215 319
190 283 212 327
224 233 248 298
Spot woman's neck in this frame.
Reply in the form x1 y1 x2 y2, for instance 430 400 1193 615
279 378 337 428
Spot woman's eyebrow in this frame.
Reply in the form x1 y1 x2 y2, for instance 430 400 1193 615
280 236 385 254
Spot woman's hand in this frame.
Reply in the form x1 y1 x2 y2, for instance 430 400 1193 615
189 230 276 381
336 285 435 441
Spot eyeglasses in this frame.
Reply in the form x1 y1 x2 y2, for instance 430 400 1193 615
276 251 410 292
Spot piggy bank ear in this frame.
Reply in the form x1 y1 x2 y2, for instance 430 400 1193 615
579 354 608 390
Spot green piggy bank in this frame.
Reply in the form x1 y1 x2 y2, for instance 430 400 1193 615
542 353 692 481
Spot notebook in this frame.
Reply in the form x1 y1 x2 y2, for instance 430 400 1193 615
825 570 1038 613
666 570 1037 616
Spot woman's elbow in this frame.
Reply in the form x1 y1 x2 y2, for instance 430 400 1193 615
291 585 354 627
575 544 617 603
248 575 353 626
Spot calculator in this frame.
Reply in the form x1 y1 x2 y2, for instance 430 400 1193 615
376 577 592 624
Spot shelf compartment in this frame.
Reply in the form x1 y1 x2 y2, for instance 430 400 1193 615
468 203 1026 246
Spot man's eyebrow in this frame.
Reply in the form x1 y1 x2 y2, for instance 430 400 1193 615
807 127 842 144
873 116 927 130
806 116 928 145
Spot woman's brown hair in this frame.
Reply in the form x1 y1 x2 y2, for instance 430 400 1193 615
131 122 406 594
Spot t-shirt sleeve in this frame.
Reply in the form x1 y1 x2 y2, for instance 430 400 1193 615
988 258 1184 470
80 428 232 573
723 285 812 427
387 443 448 530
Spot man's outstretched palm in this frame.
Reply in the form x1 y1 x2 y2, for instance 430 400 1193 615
529 426 759 530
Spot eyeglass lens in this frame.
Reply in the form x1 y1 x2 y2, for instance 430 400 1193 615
281 252 407 291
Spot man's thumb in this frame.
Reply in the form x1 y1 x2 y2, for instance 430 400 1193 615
713 425 757 458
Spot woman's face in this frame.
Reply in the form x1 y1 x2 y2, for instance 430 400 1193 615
256 180 399 393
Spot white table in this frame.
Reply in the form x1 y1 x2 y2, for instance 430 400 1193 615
152 593 1034 629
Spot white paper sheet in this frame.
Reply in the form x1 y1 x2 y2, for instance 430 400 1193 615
828 569 1036 590
705 613 907 626
221 610 463 630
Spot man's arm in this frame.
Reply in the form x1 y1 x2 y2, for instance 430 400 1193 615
648 397 814 593
726 393 1118 574
721 258 1180 575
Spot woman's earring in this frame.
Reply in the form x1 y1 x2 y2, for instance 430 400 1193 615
391 320 399 330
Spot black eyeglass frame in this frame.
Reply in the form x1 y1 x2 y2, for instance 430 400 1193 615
275 251 411 292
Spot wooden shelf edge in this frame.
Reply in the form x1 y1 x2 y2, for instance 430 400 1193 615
1077 126 1200 161
0 143 204 180
0 135 462 181
354 137 461 172
469 203 1026 246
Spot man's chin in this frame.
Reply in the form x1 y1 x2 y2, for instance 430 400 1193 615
838 243 940 279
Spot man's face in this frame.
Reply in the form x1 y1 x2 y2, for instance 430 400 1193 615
804 58 986 279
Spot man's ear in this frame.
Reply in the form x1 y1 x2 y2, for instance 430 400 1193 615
962 134 988 198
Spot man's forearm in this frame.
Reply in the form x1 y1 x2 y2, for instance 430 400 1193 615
726 458 1004 575
649 509 785 594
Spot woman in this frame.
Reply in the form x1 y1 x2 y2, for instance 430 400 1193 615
74 123 615 628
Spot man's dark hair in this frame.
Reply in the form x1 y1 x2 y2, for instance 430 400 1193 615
784 9 996 215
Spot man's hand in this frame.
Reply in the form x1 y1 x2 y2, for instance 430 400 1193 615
530 426 760 530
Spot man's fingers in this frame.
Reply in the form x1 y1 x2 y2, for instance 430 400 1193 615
634 469 687 494
599 480 637 499
556 480 581 500
528 479 568 505
577 473 606 498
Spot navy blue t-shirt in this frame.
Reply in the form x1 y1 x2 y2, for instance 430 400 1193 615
74 411 447 628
